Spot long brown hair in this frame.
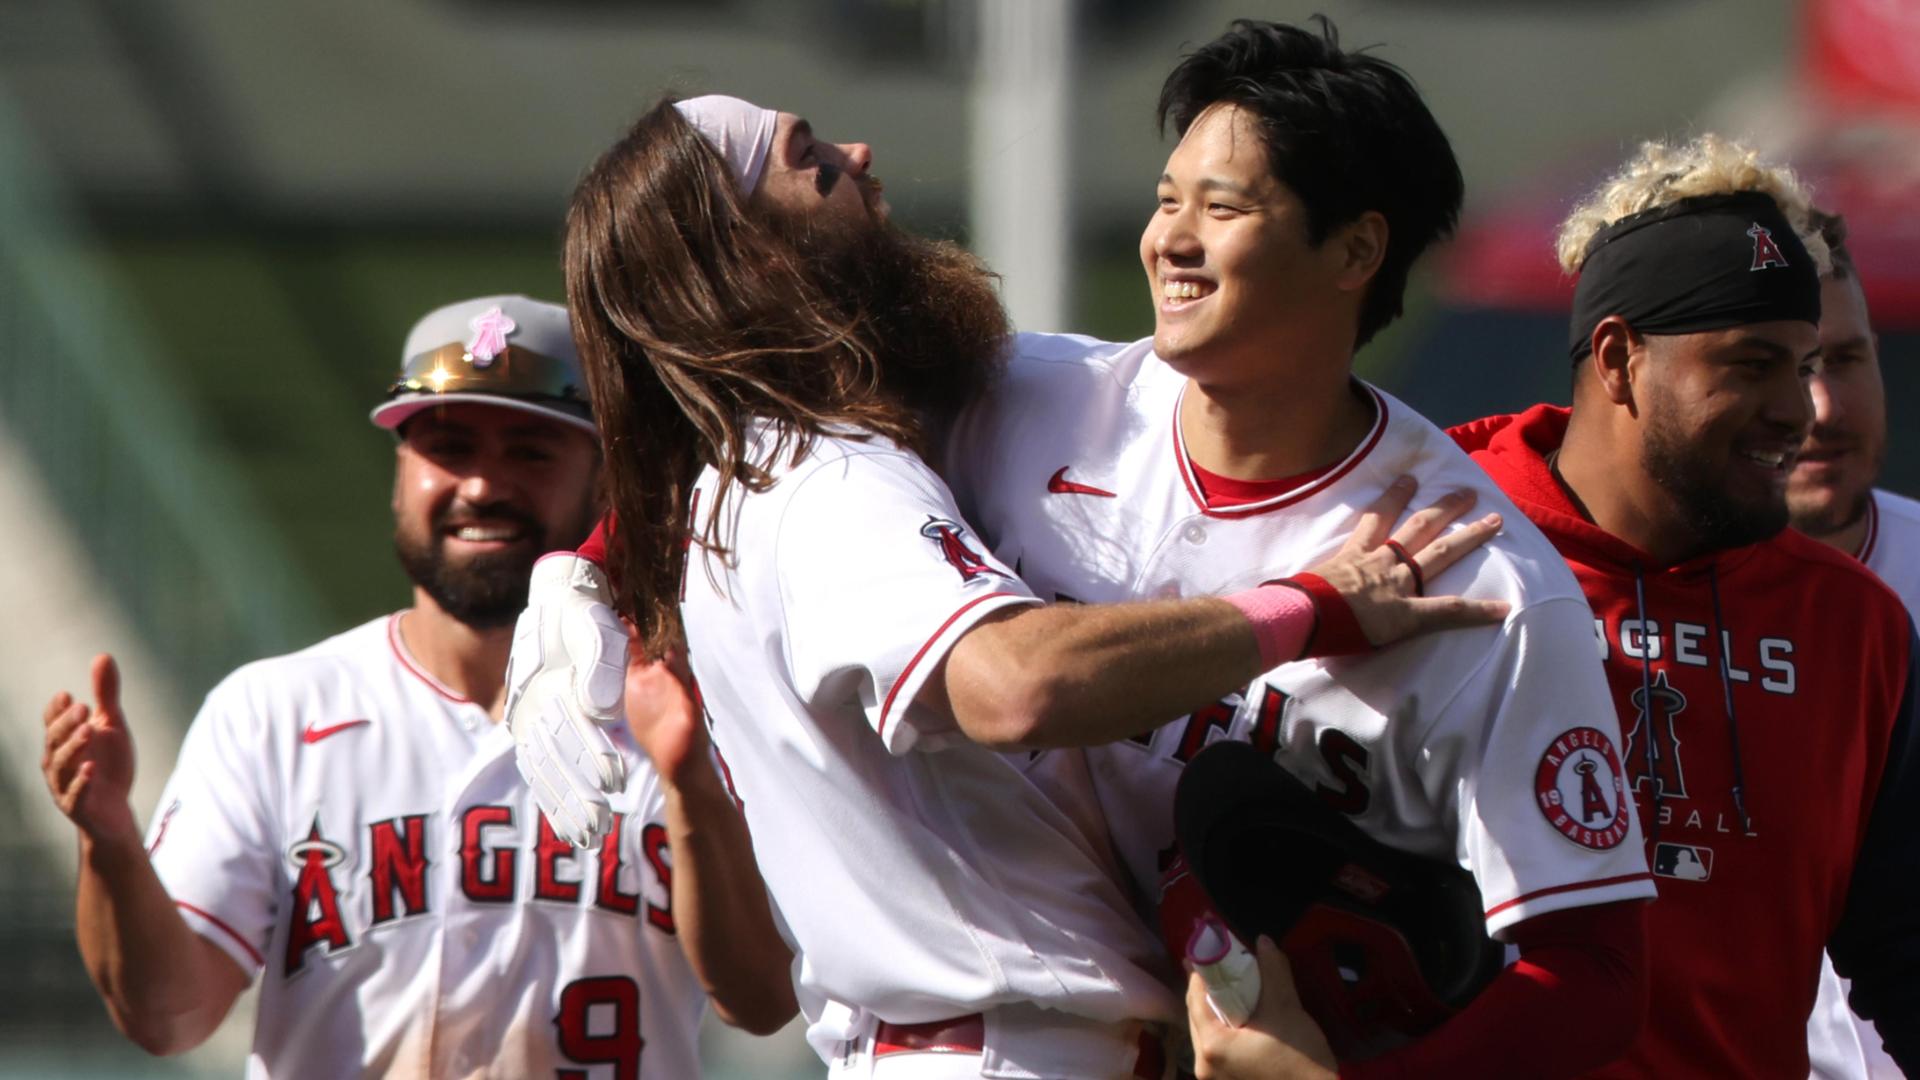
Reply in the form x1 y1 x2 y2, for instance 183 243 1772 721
564 98 928 653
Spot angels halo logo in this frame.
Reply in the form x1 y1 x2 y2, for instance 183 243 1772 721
1535 727 1632 850
920 517 1006 583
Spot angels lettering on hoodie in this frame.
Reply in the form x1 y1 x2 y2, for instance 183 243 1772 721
1453 404 1920 1080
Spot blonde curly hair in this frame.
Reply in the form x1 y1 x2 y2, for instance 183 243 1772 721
1556 134 1830 276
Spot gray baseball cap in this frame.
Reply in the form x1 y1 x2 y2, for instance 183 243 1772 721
370 295 595 435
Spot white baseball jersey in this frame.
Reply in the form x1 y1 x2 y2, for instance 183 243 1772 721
680 424 1178 1076
146 613 704 1079
1806 487 1920 1080
947 333 1657 938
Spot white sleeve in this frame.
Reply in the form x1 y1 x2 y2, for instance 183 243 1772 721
144 679 282 978
1421 598 1657 939
771 446 1041 755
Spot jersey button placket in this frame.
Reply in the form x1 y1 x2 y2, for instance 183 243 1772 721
1182 522 1208 545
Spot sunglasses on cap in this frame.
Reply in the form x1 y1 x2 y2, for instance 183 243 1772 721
386 341 590 408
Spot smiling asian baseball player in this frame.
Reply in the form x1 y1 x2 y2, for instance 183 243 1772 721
945 21 1656 1079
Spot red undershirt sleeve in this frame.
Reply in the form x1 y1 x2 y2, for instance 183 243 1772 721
1340 900 1647 1080
576 513 613 566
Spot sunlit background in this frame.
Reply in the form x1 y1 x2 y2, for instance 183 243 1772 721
4 0 1916 1075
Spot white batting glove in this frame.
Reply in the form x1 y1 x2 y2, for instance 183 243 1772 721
505 553 630 848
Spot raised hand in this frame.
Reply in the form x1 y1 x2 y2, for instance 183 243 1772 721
504 554 632 848
43 654 140 845
1305 477 1510 648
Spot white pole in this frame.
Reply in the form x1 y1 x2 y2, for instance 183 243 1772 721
969 0 1074 334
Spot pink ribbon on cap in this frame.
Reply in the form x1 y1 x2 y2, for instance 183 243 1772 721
674 94 779 196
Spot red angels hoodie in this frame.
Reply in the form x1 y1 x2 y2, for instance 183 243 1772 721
1452 404 1920 1077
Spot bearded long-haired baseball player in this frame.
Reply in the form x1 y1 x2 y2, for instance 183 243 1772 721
1452 139 1920 1076
39 296 793 1077
946 20 1658 1079
502 81 1521 1073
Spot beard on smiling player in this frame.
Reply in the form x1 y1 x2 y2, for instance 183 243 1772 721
394 500 570 630
1641 405 1792 555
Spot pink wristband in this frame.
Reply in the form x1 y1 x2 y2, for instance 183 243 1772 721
1221 581 1317 669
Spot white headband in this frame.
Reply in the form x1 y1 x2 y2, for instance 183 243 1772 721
673 94 779 196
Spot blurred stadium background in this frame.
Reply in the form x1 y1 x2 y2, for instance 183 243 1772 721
2 0 1915 1075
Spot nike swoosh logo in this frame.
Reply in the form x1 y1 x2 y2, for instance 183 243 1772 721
1047 467 1117 498
302 719 372 744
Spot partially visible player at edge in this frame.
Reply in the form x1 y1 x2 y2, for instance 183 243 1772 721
1450 138 1920 1077
39 296 793 1077
1793 207 1913 1080
509 86 1508 1076
946 20 1655 1079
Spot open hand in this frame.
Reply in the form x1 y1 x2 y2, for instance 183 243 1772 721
1307 476 1509 648
42 654 140 845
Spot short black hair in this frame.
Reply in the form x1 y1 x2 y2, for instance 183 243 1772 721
1810 206 1855 281
1158 17 1464 348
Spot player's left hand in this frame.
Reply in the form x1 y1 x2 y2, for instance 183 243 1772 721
1306 478 1509 648
505 554 631 848
622 636 708 788
1189 936 1338 1080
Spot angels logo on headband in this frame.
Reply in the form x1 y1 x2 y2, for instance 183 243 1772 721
1748 223 1790 272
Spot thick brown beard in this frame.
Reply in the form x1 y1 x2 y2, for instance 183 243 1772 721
773 213 1012 429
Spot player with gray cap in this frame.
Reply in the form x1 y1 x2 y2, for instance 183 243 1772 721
40 294 792 1077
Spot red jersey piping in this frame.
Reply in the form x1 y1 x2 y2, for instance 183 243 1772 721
1172 383 1390 519
387 613 473 704
176 900 265 968
1483 871 1654 920
1855 492 1880 565
877 592 1021 737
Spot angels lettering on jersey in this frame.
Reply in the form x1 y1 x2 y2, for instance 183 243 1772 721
256 808 675 978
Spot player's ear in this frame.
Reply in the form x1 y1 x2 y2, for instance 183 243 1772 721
1331 211 1388 292
1587 316 1639 411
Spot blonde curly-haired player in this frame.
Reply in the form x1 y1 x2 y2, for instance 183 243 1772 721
1453 136 1920 1078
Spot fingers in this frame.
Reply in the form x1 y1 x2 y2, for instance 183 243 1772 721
1409 513 1502 583
43 702 88 767
43 691 74 730
1186 970 1214 1032
91 654 121 724
1253 936 1298 1004
1406 595 1512 631
1387 488 1479 556
46 718 97 794
514 703 616 848
1344 475 1417 552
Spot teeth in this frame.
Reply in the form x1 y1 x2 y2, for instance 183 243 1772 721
1162 280 1209 300
455 526 519 541
1742 451 1787 469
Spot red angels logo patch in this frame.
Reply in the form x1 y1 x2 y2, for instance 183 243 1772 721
920 517 1007 583
1535 727 1632 850
1748 222 1790 271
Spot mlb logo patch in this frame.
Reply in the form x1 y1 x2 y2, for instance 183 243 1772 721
1653 842 1713 882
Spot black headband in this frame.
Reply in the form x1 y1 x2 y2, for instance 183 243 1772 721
1568 191 1821 360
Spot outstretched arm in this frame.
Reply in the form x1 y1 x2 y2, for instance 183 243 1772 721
929 480 1508 751
44 655 248 1055
624 644 797 1034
